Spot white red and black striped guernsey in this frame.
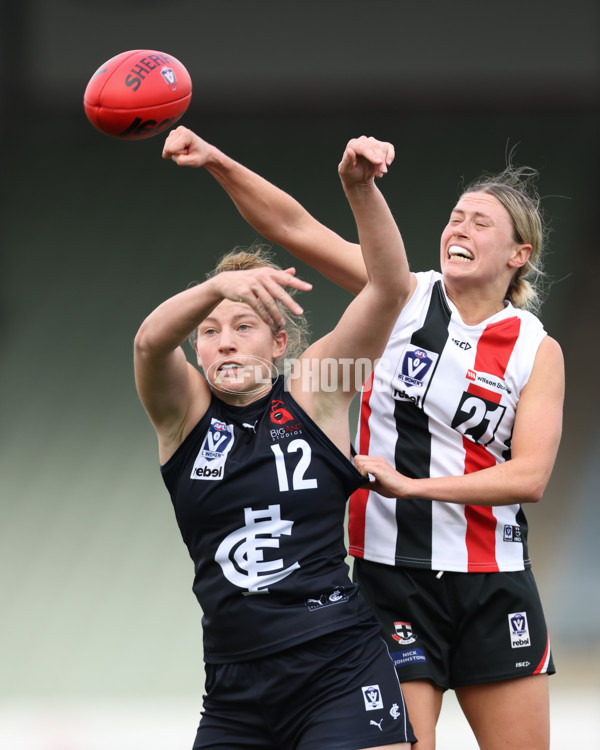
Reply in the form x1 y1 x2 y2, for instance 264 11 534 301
349 270 546 573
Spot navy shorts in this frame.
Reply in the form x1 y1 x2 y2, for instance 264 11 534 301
353 559 555 690
194 619 416 749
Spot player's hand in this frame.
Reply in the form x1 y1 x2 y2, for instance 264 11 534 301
209 267 312 329
338 136 395 187
162 126 214 167
355 454 406 498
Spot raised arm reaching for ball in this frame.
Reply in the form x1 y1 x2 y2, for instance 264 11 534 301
162 125 397 295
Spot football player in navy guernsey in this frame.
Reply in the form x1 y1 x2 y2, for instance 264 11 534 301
135 135 416 749
161 129 565 750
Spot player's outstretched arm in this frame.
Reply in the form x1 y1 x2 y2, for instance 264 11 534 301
290 137 414 443
162 126 368 294
307 137 413 379
338 136 412 307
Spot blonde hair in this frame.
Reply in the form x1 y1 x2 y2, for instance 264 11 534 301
461 164 548 315
189 241 310 368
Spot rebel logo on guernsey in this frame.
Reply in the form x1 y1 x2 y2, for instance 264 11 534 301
190 419 235 480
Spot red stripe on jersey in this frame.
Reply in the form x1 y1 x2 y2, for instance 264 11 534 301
464 317 521 572
348 371 375 558
464 439 498 571
534 632 551 674
468 383 501 403
473 316 521 379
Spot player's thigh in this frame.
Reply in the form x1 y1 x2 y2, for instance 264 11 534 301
194 661 275 750
456 674 549 750
295 624 416 749
396 680 443 750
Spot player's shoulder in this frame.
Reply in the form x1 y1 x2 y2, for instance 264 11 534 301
535 334 564 366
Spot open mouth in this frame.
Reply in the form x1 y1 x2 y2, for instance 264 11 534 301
218 362 243 372
207 356 278 395
447 245 474 262
216 362 248 380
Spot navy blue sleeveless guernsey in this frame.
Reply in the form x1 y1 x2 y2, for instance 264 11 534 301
161 376 373 663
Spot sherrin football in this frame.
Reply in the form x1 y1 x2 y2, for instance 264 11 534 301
84 49 192 140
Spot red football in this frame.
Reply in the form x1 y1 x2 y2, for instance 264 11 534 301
84 49 192 140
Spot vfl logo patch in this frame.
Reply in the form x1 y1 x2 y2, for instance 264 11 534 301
392 621 417 645
190 419 235 480
396 347 435 388
503 524 522 543
508 611 531 648
362 684 384 711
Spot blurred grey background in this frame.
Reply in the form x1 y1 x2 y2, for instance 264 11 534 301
1 0 599 746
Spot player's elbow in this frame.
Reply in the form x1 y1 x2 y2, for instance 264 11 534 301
524 486 544 504
134 318 164 359
519 472 551 504
134 321 150 354
366 279 410 316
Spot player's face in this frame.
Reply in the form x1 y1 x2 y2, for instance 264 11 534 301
196 299 287 400
440 192 531 290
